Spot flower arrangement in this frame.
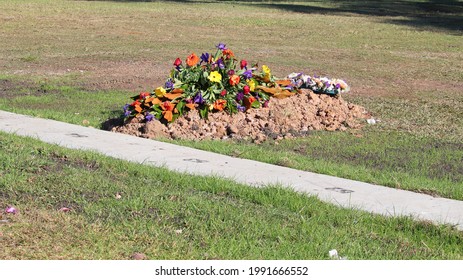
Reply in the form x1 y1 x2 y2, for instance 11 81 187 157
122 43 350 123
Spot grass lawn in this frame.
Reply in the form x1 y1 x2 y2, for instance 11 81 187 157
1 0 462 199
0 0 463 259
1 131 463 259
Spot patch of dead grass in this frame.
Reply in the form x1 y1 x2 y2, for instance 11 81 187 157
0 208 115 259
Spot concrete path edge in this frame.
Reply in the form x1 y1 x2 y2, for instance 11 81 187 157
0 110 462 230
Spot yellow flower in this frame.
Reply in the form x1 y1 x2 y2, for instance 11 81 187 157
262 65 271 75
247 79 256 92
155 86 166 98
208 71 222 83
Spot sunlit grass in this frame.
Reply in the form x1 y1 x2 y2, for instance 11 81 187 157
0 0 462 200
1 131 462 259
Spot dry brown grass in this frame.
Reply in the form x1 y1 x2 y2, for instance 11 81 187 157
1 0 461 97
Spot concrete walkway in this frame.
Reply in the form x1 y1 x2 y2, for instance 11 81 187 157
1 110 462 230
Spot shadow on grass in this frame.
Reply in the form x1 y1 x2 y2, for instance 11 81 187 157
85 0 463 34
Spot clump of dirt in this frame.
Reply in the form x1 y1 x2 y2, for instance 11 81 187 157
109 90 370 143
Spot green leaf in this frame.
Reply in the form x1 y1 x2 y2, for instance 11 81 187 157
251 100 260 108
171 113 180 122
176 101 185 116
199 106 209 119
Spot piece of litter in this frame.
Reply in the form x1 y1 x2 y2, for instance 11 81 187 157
59 207 71 212
329 249 339 259
367 118 376 125
115 193 122 199
174 229 183 234
131 253 146 260
0 220 9 224
5 206 17 214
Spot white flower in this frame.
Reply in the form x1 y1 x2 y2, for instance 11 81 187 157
287 72 302 79
329 249 339 259
301 74 311 83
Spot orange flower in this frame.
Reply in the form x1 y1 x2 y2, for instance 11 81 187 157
161 101 175 112
248 96 256 104
213 99 227 111
160 101 175 122
229 75 240 86
222 49 234 58
186 53 199 67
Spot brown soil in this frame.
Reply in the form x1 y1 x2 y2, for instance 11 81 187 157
108 89 370 143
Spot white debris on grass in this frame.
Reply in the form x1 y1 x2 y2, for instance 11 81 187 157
329 249 339 259
329 249 348 260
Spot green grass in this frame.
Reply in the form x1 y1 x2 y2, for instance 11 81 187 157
2 75 462 200
0 0 462 200
1 131 463 259
0 75 128 128
174 129 463 199
1 0 463 258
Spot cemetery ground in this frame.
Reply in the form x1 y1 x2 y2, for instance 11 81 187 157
0 0 462 259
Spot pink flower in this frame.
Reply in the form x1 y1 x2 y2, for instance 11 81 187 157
5 206 17 214
240 60 247 69
59 207 71 212
173 58 182 67
243 85 250 94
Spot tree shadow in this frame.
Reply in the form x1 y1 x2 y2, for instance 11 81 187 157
252 0 463 34
85 0 463 34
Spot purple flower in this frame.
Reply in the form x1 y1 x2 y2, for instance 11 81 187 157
216 58 225 69
200 53 210 63
194 91 204 104
237 105 245 112
165 79 174 90
145 113 154 122
5 206 17 214
324 81 331 88
263 100 269 108
236 92 244 101
216 42 227 50
242 70 253 79
123 103 131 117
335 83 341 89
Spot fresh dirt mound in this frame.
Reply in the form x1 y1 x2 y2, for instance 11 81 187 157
109 90 370 143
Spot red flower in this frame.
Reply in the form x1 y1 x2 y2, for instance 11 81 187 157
248 96 256 104
240 60 247 69
139 92 150 99
130 100 141 107
186 53 199 67
229 75 240 86
173 58 182 67
220 89 227 96
243 85 250 94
